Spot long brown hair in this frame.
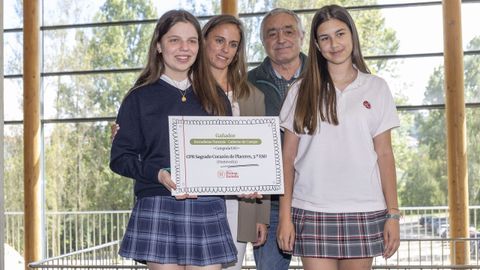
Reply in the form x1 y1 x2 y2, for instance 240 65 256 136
202 14 252 100
294 5 370 134
128 10 227 116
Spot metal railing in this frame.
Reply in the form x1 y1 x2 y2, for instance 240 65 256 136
28 238 480 270
5 210 131 258
7 206 480 268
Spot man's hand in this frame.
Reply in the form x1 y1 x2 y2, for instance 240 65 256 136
238 192 263 200
110 123 119 142
253 223 268 247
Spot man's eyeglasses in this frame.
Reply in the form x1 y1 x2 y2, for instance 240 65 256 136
265 26 297 40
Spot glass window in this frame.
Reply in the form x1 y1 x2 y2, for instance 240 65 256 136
369 57 445 106
3 124 25 211
464 55 480 104
42 1 104 26
462 3 480 51
3 0 23 29
43 122 133 211
43 24 155 72
395 109 447 206
3 32 23 75
42 0 221 26
3 78 23 122
42 0 158 25
377 0 443 3
466 108 480 205
371 5 444 55
43 73 138 119
241 16 267 63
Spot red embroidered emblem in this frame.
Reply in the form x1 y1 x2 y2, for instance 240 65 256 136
363 100 371 109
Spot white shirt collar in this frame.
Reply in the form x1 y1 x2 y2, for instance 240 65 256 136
160 74 192 90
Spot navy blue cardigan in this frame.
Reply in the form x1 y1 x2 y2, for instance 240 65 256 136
110 79 231 198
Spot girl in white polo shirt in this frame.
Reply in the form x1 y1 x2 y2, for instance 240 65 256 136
277 5 400 270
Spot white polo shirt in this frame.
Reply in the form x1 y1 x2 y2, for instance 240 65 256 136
280 71 400 213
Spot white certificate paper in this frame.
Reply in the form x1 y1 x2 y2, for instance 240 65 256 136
168 116 284 196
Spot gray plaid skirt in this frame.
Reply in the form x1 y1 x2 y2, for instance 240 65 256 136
292 208 386 258
119 196 237 266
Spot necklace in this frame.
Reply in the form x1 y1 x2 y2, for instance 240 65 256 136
178 89 187 102
160 74 191 102
172 79 190 102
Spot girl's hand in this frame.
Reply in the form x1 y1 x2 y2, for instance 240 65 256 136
174 193 198 200
157 169 197 200
383 218 400 258
277 218 295 252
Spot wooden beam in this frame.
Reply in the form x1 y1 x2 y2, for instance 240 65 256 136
221 0 238 17
23 0 42 268
443 0 468 265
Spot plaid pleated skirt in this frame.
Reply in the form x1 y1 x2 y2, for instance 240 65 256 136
292 208 386 258
119 196 237 266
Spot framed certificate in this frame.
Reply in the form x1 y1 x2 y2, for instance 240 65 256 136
168 116 284 196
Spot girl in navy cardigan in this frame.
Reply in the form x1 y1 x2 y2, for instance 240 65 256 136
110 10 236 270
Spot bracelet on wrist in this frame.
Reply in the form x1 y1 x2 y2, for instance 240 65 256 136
385 213 401 220
161 168 171 173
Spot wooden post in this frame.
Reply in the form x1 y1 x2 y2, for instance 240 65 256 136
221 0 238 17
443 0 468 265
23 0 42 268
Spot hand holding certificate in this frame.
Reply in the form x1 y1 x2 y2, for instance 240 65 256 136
169 116 284 196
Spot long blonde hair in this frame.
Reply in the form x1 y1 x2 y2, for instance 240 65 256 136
202 14 252 100
294 5 370 134
127 10 228 116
